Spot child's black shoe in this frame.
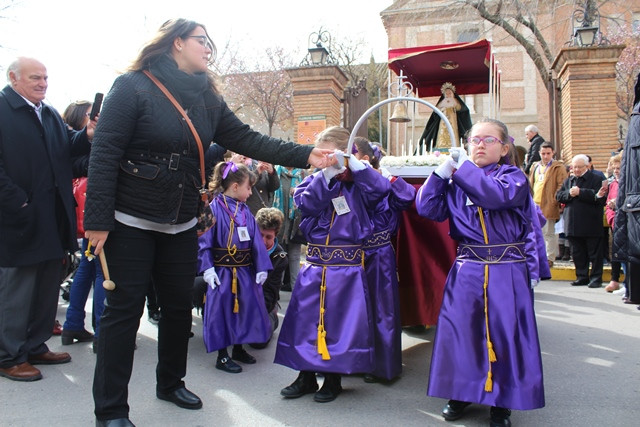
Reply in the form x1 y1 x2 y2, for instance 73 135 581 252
232 348 256 364
490 407 511 427
281 371 318 398
216 357 242 373
313 374 342 403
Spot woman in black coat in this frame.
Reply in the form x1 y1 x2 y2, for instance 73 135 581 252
84 19 333 426
613 73 640 305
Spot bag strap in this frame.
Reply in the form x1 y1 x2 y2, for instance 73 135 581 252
143 70 207 199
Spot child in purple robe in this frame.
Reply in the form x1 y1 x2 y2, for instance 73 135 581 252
275 127 391 403
198 161 273 374
352 137 416 382
416 118 548 427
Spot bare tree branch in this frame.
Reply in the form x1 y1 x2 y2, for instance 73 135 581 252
466 0 551 86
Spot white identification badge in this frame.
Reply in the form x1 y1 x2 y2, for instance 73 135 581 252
237 226 250 242
466 196 474 206
332 196 351 215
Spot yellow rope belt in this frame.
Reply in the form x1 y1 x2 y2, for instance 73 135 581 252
478 207 497 392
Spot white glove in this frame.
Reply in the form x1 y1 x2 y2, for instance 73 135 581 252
322 165 347 184
380 166 393 181
530 279 540 289
203 267 221 290
347 154 367 172
256 271 268 286
449 147 470 169
330 149 345 169
434 158 456 179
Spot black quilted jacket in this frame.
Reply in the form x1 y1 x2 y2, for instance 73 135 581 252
613 93 640 262
84 71 313 231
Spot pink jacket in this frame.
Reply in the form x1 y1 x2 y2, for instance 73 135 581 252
605 179 619 228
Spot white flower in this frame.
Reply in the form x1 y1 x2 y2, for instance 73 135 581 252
380 153 451 167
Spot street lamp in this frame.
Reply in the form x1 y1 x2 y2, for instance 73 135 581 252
307 29 333 66
571 0 603 47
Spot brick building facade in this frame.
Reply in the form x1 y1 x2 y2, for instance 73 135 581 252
380 0 639 169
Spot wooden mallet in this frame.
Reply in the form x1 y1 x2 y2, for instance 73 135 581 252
98 249 116 291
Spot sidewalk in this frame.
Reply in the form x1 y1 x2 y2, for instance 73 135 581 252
550 259 622 282
1 280 639 426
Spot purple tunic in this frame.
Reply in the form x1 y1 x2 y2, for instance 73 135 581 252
274 167 390 374
416 162 546 410
198 194 273 352
364 177 416 380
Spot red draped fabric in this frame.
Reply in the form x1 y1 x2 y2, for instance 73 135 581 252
388 39 492 97
395 181 457 326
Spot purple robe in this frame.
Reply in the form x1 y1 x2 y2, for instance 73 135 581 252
274 167 390 374
364 177 416 380
416 162 546 410
198 194 273 352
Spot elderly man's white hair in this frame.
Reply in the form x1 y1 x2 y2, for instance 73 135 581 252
571 154 590 166
525 124 539 133
5 58 22 82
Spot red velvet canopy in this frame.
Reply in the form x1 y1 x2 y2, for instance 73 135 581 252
388 39 492 97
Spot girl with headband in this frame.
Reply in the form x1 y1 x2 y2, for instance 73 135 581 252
198 161 272 374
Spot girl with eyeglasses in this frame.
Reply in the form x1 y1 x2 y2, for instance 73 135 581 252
416 118 548 427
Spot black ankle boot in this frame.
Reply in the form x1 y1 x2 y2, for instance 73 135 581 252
556 244 564 260
280 371 318 398
490 407 512 427
562 245 571 261
442 399 471 421
313 373 342 403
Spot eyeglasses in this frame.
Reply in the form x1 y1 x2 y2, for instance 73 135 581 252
467 136 504 146
187 35 213 51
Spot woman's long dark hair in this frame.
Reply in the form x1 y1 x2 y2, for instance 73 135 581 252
62 100 91 131
128 18 218 93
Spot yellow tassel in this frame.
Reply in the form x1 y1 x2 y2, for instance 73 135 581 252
487 340 497 362
485 371 493 392
232 267 239 313
317 327 330 360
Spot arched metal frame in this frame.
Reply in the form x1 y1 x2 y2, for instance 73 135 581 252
346 96 457 158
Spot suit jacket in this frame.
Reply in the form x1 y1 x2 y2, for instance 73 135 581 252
556 169 606 237
0 85 90 266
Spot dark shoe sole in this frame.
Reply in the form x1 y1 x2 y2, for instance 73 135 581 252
231 350 257 364
216 358 242 373
570 282 589 286
0 371 42 382
28 356 71 365
442 402 471 421
363 374 379 383
61 331 94 345
156 392 203 410
280 385 318 398
313 388 342 403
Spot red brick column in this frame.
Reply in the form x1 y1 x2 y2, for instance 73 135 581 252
551 46 625 171
286 66 348 144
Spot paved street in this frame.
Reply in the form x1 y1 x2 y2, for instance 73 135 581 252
1 280 640 426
